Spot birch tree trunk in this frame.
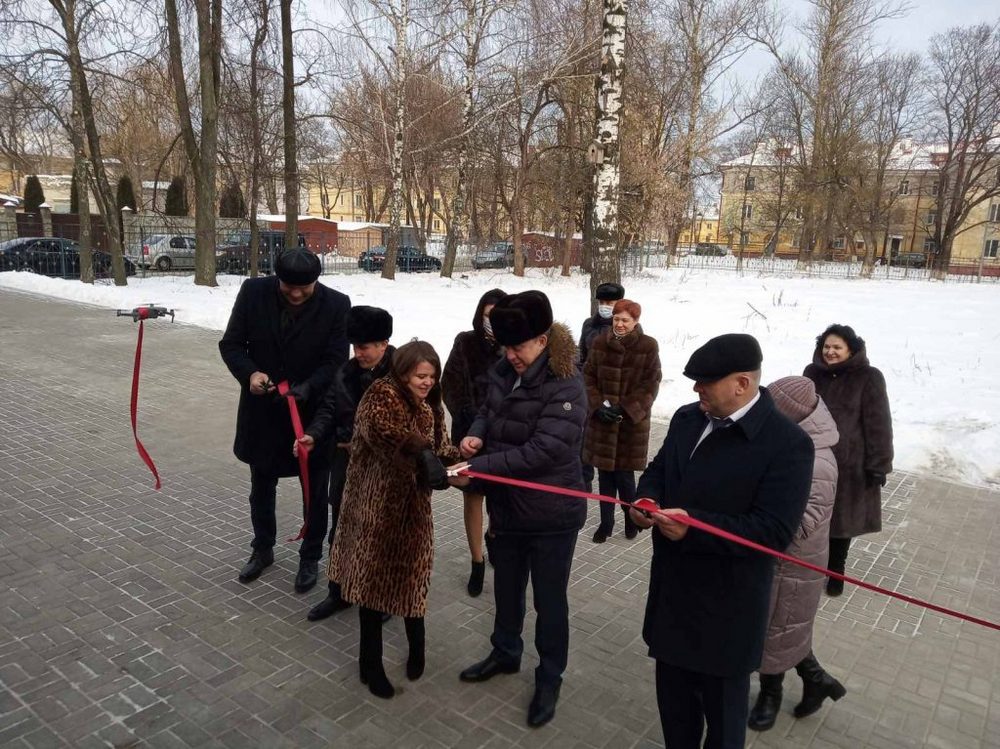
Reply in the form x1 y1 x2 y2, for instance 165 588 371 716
589 0 626 301
68 73 93 284
381 0 409 281
281 0 298 249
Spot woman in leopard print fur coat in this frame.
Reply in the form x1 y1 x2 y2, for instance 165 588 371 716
329 340 460 699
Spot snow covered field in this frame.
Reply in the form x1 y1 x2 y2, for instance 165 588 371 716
3 266 999 489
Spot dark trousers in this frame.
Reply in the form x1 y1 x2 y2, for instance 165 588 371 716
489 531 578 687
325 448 350 597
655 661 750 749
597 469 636 531
248 463 330 561
828 537 851 573
582 462 595 494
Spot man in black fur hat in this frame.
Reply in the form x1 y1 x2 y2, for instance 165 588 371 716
296 306 395 620
450 290 587 729
219 248 351 591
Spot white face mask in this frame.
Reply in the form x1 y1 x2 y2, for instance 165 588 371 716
597 305 614 319
482 316 494 337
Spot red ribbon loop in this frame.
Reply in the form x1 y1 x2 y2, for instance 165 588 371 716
460 469 1000 633
130 317 161 490
277 381 310 542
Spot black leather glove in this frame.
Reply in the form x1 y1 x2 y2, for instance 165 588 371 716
417 448 449 490
865 471 887 488
275 382 311 404
596 404 624 424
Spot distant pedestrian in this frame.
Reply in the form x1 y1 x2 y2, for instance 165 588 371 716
749 376 847 732
328 341 459 699
630 333 813 748
803 324 893 596
219 249 350 591
441 288 506 597
295 306 395 621
582 298 661 543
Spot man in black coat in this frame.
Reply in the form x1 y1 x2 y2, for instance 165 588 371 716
629 334 813 749
219 249 350 591
451 290 587 729
578 282 624 494
297 306 395 621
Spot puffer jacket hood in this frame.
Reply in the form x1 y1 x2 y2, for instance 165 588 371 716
796 395 839 451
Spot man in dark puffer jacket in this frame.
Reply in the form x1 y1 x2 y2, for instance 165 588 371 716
295 306 395 621
452 290 586 729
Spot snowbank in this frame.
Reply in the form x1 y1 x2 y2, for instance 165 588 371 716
3 267 999 489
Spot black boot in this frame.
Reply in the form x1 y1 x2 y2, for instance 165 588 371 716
794 652 846 718
358 607 394 699
467 560 486 597
826 538 850 597
238 549 274 583
405 616 425 681
307 582 352 621
294 559 318 593
747 673 784 731
623 511 639 540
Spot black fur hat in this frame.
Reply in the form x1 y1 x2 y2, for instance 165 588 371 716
683 333 763 382
595 282 625 301
489 290 553 346
347 306 393 344
275 248 321 285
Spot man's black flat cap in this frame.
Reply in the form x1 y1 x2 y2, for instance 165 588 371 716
683 333 763 382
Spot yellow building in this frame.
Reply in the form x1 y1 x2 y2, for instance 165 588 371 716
718 143 1000 271
677 211 720 245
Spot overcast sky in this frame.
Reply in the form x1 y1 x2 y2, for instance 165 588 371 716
735 0 1000 85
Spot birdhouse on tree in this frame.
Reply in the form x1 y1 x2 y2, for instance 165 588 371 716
587 140 605 165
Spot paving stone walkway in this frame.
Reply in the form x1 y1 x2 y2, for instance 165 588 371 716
0 288 997 749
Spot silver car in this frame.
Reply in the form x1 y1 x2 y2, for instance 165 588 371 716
127 234 197 271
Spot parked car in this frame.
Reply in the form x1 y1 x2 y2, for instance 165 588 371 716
694 242 729 256
125 234 197 271
357 246 387 272
215 231 306 274
0 237 136 278
396 246 442 272
472 242 522 270
892 251 928 269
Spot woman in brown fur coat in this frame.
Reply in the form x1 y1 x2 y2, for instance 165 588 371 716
329 341 460 699
583 299 661 543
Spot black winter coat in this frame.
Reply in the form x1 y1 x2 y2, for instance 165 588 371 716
636 391 814 678
219 277 350 474
467 322 587 535
307 346 396 451
442 294 504 444
804 347 893 537
578 312 612 367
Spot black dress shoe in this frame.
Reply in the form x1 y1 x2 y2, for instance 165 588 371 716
238 549 274 583
307 594 352 621
527 682 561 727
294 560 319 593
459 655 520 682
592 527 610 544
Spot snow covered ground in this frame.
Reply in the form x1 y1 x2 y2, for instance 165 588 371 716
3 266 999 489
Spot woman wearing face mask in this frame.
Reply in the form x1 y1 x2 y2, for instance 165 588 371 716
583 299 661 542
803 324 893 596
329 340 460 699
442 288 506 596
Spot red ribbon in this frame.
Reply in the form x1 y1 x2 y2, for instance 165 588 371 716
277 380 310 542
129 308 161 490
459 469 1000 633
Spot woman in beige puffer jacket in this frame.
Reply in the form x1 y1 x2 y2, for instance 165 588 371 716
748 376 848 732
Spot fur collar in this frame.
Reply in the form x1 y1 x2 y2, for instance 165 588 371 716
546 322 577 380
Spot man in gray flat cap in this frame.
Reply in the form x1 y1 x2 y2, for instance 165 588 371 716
630 333 814 749
220 248 351 591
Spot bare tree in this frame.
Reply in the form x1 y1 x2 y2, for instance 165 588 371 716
280 0 299 247
926 22 1000 278
165 0 222 286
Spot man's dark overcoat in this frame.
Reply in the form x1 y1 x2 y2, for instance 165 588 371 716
219 276 350 475
636 390 813 678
